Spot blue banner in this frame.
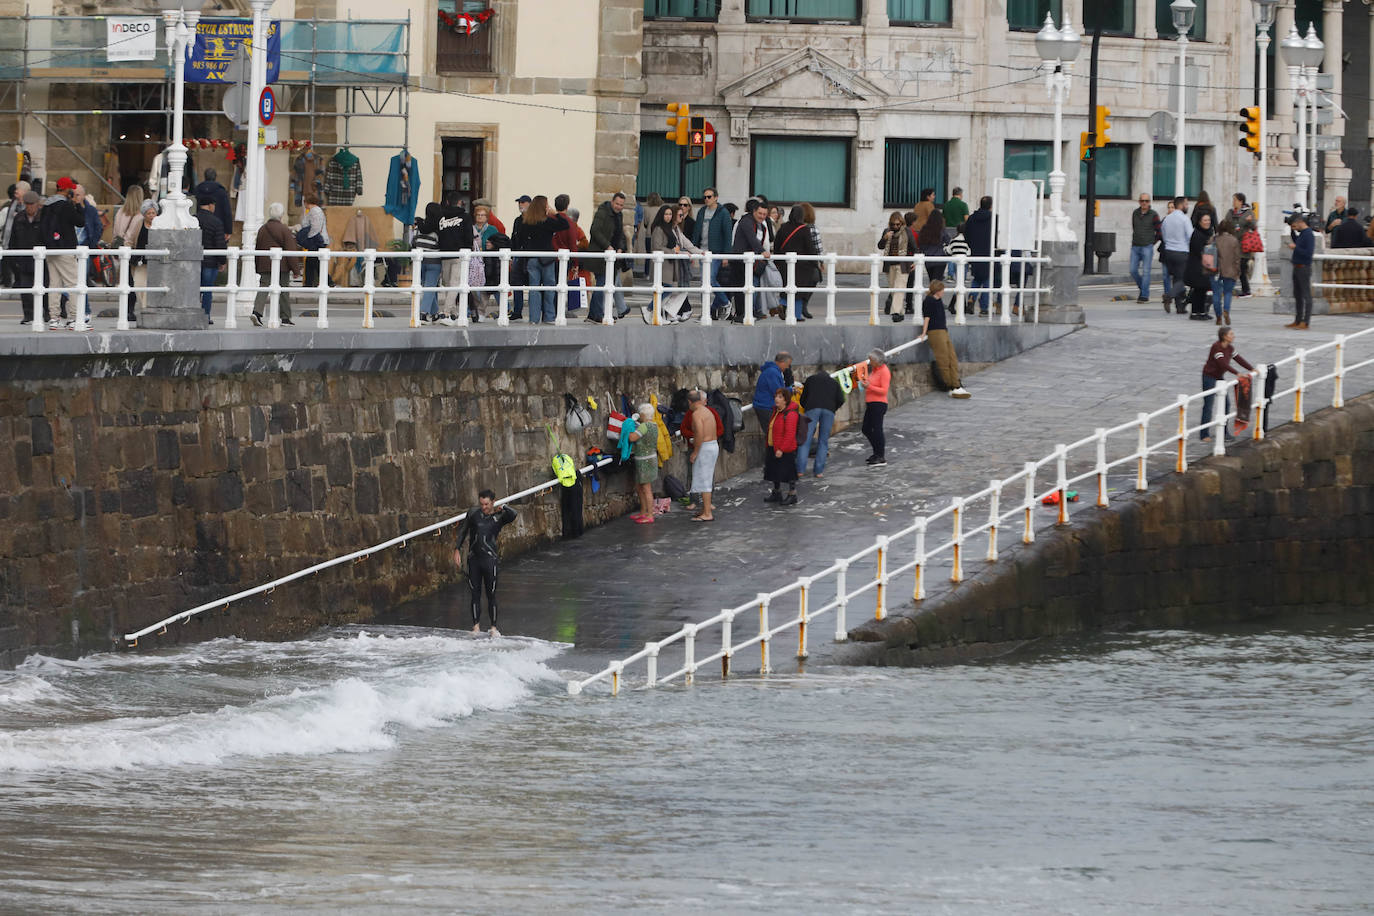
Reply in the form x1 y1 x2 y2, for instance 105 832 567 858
184 19 280 84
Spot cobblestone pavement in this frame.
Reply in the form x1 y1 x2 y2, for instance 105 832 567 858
388 284 1374 679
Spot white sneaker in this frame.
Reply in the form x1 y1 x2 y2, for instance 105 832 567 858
438 315 457 327
640 305 651 324
47 318 63 330
950 387 971 399
488 626 500 638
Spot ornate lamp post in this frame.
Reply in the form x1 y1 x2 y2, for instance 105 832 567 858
1301 23 1325 212
1252 0 1277 292
1280 23 1324 212
1035 14 1082 242
1171 0 1196 199
153 0 206 230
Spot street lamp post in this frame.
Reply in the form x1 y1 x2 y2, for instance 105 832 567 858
1035 14 1082 243
153 0 206 230
1253 0 1277 293
1302 23 1325 212
1171 0 1196 199
1280 23 1324 213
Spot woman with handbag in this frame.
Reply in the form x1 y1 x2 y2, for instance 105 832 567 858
1229 194 1258 298
297 193 329 290
777 204 821 321
899 210 946 323
1213 219 1242 325
878 211 909 316
1186 212 1216 320
647 204 683 324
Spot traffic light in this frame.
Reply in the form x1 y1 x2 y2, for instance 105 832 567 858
665 102 690 146
687 115 706 160
1080 132 1093 163
1094 105 1112 148
1239 106 1261 156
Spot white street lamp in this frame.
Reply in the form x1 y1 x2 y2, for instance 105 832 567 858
1171 0 1196 199
153 0 207 230
1036 13 1081 243
1252 0 1278 294
1280 23 1323 213
1302 23 1325 212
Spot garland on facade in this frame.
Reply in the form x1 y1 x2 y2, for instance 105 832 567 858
438 6 493 35
190 137 317 157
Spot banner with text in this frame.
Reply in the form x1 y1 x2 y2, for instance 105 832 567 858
185 19 280 84
106 17 158 62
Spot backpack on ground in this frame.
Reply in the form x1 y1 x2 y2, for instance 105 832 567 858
662 474 687 500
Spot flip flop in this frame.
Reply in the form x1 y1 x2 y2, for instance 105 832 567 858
691 515 714 522
634 515 655 524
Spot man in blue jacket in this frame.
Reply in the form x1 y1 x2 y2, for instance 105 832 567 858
751 351 792 433
963 196 994 314
694 186 732 314
1285 211 1315 330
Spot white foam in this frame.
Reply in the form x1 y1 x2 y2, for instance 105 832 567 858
0 674 66 706
0 632 566 772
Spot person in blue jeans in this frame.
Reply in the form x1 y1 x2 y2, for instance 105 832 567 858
1129 193 1160 303
509 195 569 323
1210 218 1241 324
194 195 226 324
796 363 844 477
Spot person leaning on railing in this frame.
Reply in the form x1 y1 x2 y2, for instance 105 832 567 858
251 202 302 327
1200 325 1255 441
776 204 820 321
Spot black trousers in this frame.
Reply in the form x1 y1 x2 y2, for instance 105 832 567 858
1189 283 1209 316
1293 265 1312 324
862 402 887 459
559 481 584 540
467 555 500 627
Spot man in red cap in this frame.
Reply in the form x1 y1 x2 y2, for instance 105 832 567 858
40 177 82 328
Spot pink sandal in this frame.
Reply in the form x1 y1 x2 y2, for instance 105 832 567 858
634 515 655 524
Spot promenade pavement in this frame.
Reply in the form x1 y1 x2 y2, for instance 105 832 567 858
387 283 1374 678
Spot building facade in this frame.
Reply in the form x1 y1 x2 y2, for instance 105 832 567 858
638 0 1366 259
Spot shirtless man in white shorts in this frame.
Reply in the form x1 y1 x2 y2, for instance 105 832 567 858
687 390 719 522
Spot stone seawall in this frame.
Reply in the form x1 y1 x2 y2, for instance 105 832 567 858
0 323 1074 663
845 394 1374 665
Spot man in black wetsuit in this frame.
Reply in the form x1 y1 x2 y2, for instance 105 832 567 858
453 489 517 636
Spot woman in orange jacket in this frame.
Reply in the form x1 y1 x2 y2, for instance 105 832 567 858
764 387 801 505
862 348 891 466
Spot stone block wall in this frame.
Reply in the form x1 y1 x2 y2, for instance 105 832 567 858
847 394 1374 665
0 347 975 664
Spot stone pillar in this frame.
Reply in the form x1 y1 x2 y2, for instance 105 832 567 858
594 0 646 201
1320 0 1349 205
1274 2 1295 129
718 0 745 26
140 228 207 330
1039 240 1085 324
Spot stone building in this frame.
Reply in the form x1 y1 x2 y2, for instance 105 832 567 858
0 0 645 239
638 0 1367 259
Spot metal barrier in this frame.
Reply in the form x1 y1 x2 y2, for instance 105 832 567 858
0 246 169 331
2 246 1050 332
567 326 1374 696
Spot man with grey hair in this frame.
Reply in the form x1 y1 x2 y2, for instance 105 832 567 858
687 389 718 522
251 201 302 326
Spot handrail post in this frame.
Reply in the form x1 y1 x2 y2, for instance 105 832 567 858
868 254 881 325
555 249 570 326
1212 382 1228 456
650 250 664 326
458 250 472 326
913 518 927 600
824 252 838 324
267 248 282 328
361 249 377 329
115 246 133 331
834 559 849 641
1136 412 1149 490
757 593 771 674
1023 461 1037 544
1333 336 1345 408
31 247 46 334
408 249 423 328
1094 428 1108 507
684 624 696 686
1176 394 1189 473
743 252 756 325
954 255 968 325
699 250 713 326
874 534 888 621
721 610 733 678
645 642 659 688
986 481 1001 561
1252 371 1266 440
998 249 1012 324
222 247 239 329
951 497 965 582
611 661 622 697
72 246 89 331
601 250 616 325
498 249 511 327
785 251 796 325
1293 348 1305 422
317 249 332 329
1054 444 1068 525
797 576 810 659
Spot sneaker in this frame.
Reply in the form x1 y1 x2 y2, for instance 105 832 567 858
868 456 887 466
19 318 31 325
439 315 457 327
1136 296 1149 303
1237 292 1253 298
782 493 798 506
47 318 63 330
891 313 903 323
280 318 294 326
250 312 263 327
950 387 971 399
207 318 214 326
763 491 782 503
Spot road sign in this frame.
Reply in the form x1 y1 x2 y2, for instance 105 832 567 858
259 87 276 125
687 118 717 160
222 85 250 127
1313 135 1341 151
1147 111 1176 144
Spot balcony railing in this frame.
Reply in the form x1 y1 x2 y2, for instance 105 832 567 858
435 23 493 74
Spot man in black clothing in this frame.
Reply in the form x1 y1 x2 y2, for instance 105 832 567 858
195 196 227 323
453 488 517 636
194 168 233 235
437 191 475 320
729 200 772 322
797 363 844 477
7 190 44 324
1331 208 1366 249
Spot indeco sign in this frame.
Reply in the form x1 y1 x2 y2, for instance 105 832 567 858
107 17 157 62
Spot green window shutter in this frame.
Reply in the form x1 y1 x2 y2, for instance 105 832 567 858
746 0 859 20
883 139 948 209
751 137 850 206
1151 146 1204 199
887 0 952 23
1008 0 1060 30
638 133 717 200
1004 141 1052 188
1083 2 1134 35
1079 146 1132 198
644 0 719 19
1155 0 1206 38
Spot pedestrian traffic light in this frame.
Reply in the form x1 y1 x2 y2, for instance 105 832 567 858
665 102 690 146
1239 106 1261 156
687 115 706 160
1094 106 1112 147
1080 132 1093 163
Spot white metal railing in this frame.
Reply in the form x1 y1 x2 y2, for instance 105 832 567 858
2 245 1050 332
120 333 928 645
0 246 170 331
567 326 1374 696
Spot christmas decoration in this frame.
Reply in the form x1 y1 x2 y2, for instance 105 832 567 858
438 6 493 35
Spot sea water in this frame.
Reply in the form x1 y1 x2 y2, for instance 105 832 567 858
1 619 1370 914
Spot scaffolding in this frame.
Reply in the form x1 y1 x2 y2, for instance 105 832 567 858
0 11 411 197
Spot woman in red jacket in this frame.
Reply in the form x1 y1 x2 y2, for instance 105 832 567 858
863 348 891 465
764 387 801 505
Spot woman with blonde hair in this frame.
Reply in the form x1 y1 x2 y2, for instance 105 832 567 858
878 210 909 316
113 185 145 248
